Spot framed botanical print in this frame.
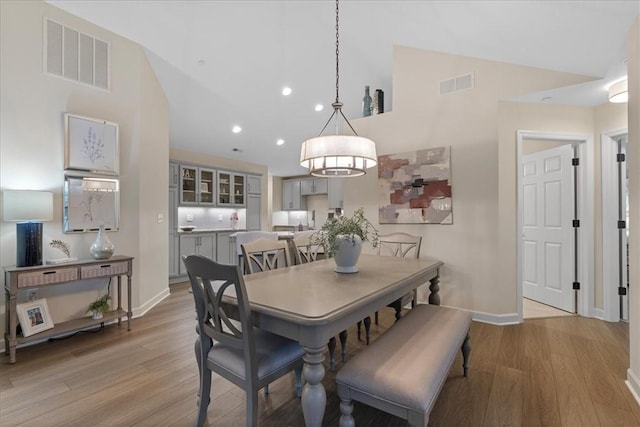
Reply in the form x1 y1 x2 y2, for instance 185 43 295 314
64 113 119 175
64 175 120 232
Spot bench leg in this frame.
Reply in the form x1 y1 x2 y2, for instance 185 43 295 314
339 330 348 362
328 337 337 371
461 332 471 377
339 398 355 427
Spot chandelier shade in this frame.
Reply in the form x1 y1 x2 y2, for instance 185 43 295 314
300 135 377 177
299 0 377 177
608 79 628 103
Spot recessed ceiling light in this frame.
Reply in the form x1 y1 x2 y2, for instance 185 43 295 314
232 125 242 133
276 139 285 146
315 104 324 112
282 87 292 96
197 59 207 67
232 147 243 152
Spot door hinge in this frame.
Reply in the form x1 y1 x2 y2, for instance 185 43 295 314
573 282 581 290
617 153 626 162
618 220 626 229
572 158 580 166
573 219 580 228
618 287 627 296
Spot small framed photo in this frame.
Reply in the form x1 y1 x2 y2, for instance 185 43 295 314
17 299 54 337
65 113 119 175
200 182 209 193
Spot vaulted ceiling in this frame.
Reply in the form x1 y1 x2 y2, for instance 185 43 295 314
49 1 639 176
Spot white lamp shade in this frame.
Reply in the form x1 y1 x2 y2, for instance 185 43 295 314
300 135 377 177
2 190 54 222
609 79 628 103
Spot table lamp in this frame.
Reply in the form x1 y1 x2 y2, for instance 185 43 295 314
2 190 54 267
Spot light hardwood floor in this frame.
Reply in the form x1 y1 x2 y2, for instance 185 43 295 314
1 283 638 426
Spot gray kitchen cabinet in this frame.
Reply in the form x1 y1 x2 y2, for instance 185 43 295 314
216 231 234 265
168 187 180 277
169 162 179 188
328 178 344 209
247 175 262 194
246 193 261 230
301 178 328 195
179 233 216 275
180 165 215 206
282 180 306 211
218 171 245 206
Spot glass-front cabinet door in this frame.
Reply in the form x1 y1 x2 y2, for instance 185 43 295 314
233 174 245 205
180 165 198 204
218 171 245 206
199 168 215 204
180 165 215 205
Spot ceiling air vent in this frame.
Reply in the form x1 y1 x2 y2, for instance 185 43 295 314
44 18 110 90
439 72 474 95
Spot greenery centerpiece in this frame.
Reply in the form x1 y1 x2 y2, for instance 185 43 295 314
87 293 111 319
312 207 379 273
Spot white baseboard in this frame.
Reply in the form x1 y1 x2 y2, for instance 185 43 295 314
432 305 520 325
627 369 640 407
471 310 520 325
593 308 605 320
132 288 171 318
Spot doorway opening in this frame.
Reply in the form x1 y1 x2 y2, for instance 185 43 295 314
601 130 629 322
516 131 594 321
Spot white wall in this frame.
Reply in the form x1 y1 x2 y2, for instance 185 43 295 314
1 1 169 334
349 46 594 320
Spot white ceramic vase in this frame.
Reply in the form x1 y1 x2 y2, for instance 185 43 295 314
333 234 362 273
90 225 115 260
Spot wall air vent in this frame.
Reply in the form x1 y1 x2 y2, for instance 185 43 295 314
439 72 474 95
44 18 110 90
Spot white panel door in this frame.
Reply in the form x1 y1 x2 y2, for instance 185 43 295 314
522 144 574 312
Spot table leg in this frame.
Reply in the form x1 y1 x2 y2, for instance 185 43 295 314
127 273 132 331
117 276 122 326
301 345 326 427
428 274 441 306
6 289 17 363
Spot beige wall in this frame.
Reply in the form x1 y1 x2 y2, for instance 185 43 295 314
0 1 169 333
349 46 594 318
625 17 640 401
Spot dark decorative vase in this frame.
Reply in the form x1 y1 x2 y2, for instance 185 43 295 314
362 86 372 117
90 225 114 260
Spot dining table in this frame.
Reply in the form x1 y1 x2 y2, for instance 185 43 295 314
240 253 443 427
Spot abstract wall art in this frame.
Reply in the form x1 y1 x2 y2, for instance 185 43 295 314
378 147 453 224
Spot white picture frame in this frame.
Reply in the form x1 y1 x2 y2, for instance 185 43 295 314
17 299 54 337
64 113 119 175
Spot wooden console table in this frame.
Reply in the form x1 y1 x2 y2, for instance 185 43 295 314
4 255 133 363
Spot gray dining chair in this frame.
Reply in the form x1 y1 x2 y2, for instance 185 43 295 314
293 233 347 370
183 254 304 427
358 232 423 344
241 238 291 274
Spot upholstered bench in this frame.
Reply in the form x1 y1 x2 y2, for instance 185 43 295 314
336 304 472 427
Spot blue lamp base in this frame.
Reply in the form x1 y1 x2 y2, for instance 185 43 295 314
16 222 43 267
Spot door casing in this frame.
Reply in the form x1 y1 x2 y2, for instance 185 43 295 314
516 130 594 321
601 128 629 322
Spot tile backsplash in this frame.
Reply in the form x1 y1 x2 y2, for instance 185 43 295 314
177 207 246 230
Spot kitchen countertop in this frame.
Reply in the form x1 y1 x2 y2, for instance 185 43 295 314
178 228 246 234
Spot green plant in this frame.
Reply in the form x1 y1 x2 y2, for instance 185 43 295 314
87 293 111 314
311 207 379 257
